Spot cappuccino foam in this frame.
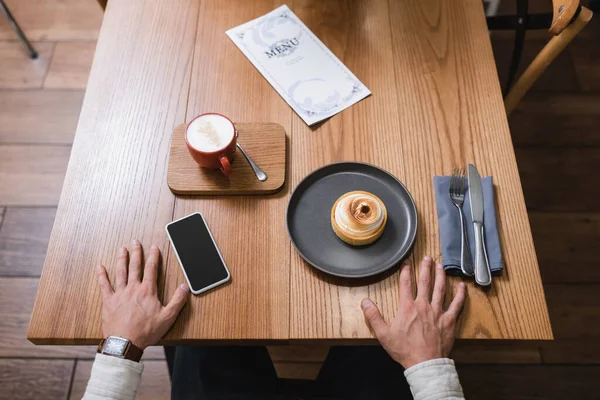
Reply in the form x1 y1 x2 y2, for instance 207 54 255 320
186 114 235 152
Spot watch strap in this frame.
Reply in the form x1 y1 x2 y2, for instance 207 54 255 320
125 341 144 362
97 338 144 362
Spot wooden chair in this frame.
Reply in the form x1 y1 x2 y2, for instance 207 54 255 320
487 0 593 116
504 3 592 115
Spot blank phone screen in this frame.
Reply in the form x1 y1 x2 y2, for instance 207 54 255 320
167 213 229 292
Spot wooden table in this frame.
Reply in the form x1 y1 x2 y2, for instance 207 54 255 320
28 0 552 346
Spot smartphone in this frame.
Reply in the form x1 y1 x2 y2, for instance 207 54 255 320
166 212 231 294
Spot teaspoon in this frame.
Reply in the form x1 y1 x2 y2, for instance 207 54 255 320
236 142 267 182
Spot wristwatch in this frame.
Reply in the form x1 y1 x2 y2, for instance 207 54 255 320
97 336 143 362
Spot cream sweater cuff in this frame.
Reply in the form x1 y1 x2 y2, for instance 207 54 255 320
82 354 144 400
404 358 465 400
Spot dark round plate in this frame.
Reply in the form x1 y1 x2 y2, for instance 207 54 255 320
287 162 418 278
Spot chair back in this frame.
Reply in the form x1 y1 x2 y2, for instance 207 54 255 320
505 3 592 115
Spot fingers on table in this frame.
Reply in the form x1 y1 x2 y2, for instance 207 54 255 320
115 246 128 290
96 264 113 299
128 239 143 284
416 256 433 301
142 245 160 290
361 298 387 337
431 263 446 311
163 284 189 322
398 260 413 303
446 282 467 320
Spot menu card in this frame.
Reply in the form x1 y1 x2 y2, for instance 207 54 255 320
226 5 371 126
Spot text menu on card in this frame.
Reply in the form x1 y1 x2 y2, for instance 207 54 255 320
226 5 371 126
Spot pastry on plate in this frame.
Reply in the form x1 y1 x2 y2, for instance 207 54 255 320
331 190 387 246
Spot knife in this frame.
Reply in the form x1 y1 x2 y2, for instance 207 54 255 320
468 164 492 286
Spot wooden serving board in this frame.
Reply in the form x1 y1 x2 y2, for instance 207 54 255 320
167 122 286 195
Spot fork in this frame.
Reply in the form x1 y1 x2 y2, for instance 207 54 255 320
450 168 474 276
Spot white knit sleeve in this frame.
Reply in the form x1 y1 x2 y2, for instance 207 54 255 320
403 358 465 400
82 354 145 400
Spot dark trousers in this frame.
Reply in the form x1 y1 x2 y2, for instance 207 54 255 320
169 346 412 399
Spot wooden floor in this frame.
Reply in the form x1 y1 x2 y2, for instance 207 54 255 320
0 0 599 398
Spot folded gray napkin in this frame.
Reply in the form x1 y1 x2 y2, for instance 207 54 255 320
433 176 503 275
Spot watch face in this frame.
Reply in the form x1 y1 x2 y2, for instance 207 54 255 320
104 337 129 356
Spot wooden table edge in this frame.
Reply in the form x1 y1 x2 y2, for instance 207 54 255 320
27 334 554 346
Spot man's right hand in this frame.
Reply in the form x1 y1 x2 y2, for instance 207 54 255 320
96 240 189 350
360 256 466 369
